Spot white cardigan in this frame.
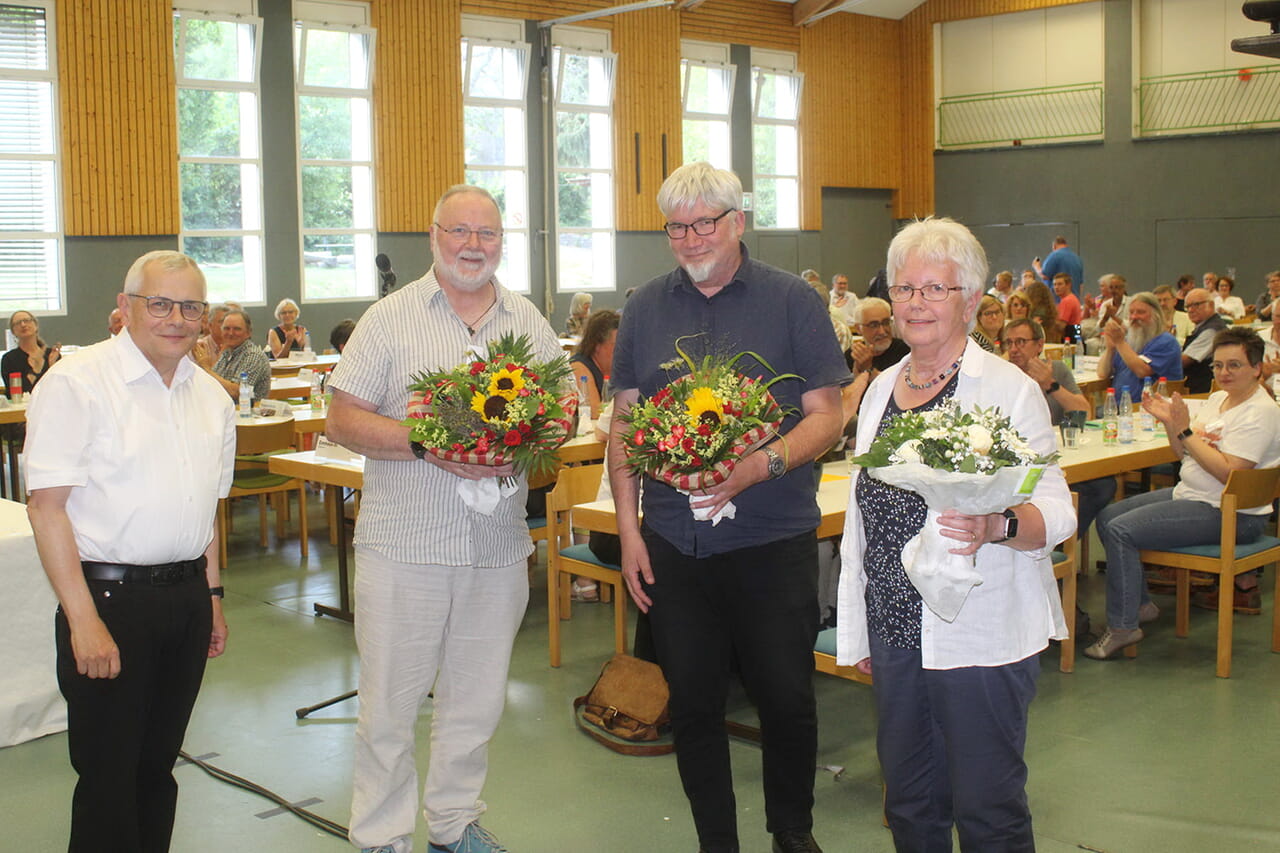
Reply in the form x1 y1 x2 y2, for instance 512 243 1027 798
836 338 1074 670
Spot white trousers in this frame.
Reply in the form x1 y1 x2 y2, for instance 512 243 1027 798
348 547 528 852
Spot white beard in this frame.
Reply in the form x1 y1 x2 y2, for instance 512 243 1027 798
439 252 498 292
683 259 715 283
1126 320 1158 353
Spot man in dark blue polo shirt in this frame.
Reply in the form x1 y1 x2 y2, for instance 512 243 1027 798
608 162 849 853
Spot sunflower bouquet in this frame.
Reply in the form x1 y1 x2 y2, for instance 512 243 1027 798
402 332 574 480
620 336 796 493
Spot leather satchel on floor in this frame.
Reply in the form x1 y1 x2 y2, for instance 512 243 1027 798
573 653 674 756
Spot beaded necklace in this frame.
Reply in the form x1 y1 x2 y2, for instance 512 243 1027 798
903 356 962 391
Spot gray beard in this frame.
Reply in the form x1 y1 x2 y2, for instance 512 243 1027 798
1126 321 1158 353
683 260 715 283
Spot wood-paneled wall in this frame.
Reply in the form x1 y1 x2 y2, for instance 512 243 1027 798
58 0 179 236
898 0 1097 218
681 0 800 52
798 13 904 229
613 8 682 230
371 1 465 231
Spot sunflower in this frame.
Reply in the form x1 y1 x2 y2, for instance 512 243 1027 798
488 367 526 401
471 391 510 422
685 386 726 429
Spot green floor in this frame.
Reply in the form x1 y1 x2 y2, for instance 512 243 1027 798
4 497 1280 852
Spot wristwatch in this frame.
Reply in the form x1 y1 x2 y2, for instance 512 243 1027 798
410 439 428 460
761 445 787 479
1046 381 1061 393
209 586 225 599
992 508 1019 544
1177 427 1194 441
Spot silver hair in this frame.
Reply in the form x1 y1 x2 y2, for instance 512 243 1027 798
223 309 252 332
657 161 742 219
431 184 502 224
1124 291 1163 353
123 250 205 295
854 297 891 324
569 292 593 315
274 298 300 322
886 217 988 303
830 272 848 285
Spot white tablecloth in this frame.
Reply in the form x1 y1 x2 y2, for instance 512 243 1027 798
0 498 66 747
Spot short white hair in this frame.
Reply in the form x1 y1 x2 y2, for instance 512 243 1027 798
274 298 300 321
854 297 891 324
886 217 988 302
657 161 742 219
123 250 205 295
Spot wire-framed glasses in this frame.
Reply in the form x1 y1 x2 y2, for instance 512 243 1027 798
887 282 963 303
127 294 208 321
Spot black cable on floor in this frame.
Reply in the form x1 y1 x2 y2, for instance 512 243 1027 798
178 750 350 839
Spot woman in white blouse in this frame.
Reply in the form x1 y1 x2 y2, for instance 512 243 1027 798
1213 276 1247 321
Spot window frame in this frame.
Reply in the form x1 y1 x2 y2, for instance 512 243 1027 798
680 49 735 170
174 6 266 306
0 0 64 317
749 55 802 231
293 9 378 303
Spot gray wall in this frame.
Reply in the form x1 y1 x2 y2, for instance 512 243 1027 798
934 0 1280 299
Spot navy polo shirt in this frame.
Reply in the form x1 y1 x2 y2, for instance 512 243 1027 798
612 244 851 558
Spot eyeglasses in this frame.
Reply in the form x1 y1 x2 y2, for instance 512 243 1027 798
887 282 964 303
1004 336 1038 347
127 294 208 321
858 319 892 330
980 308 1004 318
663 208 736 239
434 223 503 244
1183 300 1211 309
1211 360 1251 372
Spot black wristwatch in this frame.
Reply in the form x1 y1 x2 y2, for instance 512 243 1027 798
209 586 225 599
1177 427 1194 441
409 439 428 460
1046 381 1061 393
992 508 1019 544
761 445 787 479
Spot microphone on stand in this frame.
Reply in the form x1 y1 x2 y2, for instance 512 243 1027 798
375 253 397 299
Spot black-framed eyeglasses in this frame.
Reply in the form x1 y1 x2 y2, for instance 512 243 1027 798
664 208 736 239
434 222 503 244
887 282 964 303
127 293 207 321
1004 336 1037 348
858 319 892 330
1183 300 1211 309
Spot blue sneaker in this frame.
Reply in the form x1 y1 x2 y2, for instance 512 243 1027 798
428 822 509 852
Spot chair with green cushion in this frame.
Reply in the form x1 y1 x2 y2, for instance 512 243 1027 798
1138 466 1280 678
217 418 309 569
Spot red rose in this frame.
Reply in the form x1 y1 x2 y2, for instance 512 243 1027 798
633 429 645 445
696 424 712 437
504 430 523 446
518 421 532 434
537 402 546 415
450 443 465 452
507 362 519 371
518 388 531 396
469 361 485 376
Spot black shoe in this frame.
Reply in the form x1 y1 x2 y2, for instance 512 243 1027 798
772 830 823 853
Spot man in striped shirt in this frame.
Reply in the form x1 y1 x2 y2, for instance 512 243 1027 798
327 185 561 853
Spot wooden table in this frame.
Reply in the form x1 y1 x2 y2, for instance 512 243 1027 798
269 353 341 377
0 401 27 500
268 450 364 622
269 376 312 400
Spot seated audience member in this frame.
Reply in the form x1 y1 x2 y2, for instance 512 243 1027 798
1202 270 1219 291
3 310 60 398
970 295 1005 353
831 310 855 370
1020 268 1038 290
329 318 356 354
1025 281 1063 343
1085 328 1280 659
196 309 271 403
107 307 124 337
851 297 908 374
1005 290 1031 323
268 298 307 359
1054 273 1083 330
829 272 858 325
1262 299 1280 392
1213 276 1247 320
564 291 592 337
987 270 1014 303
1180 288 1229 394
1255 271 1280 319
1096 291 1183 402
1175 274 1195 310
198 303 231 360
1153 284 1193 343
570 309 620 421
1096 274 1129 327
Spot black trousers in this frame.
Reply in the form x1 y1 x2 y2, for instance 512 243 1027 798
642 526 820 852
55 572 212 853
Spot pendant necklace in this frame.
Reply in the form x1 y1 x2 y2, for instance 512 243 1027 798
461 292 498 335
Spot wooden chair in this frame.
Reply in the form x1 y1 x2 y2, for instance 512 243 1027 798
1051 493 1081 673
546 464 626 667
218 418 309 569
525 465 558 582
1138 467 1280 677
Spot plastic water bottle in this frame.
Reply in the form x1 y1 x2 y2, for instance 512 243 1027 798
575 374 592 436
1102 388 1119 446
303 330 312 353
1117 386 1135 444
1075 338 1085 365
310 371 324 411
1156 376 1169 399
1139 377 1155 436
239 372 252 418
1061 335 1074 371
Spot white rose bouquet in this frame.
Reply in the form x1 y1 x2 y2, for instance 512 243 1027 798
851 402 1058 621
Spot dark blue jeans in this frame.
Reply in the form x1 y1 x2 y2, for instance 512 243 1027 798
869 633 1039 853
55 572 212 853
642 525 820 852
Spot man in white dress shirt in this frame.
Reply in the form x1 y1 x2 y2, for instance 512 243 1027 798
26 250 235 852
327 185 561 853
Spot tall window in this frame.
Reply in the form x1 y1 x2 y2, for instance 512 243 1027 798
681 41 734 170
175 6 264 305
462 19 531 293
552 27 615 293
751 51 801 230
294 1 376 301
0 1 61 315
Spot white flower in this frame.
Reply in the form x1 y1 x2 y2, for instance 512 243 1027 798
895 439 923 465
967 424 993 455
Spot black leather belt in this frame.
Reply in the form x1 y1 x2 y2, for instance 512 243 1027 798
81 556 207 586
